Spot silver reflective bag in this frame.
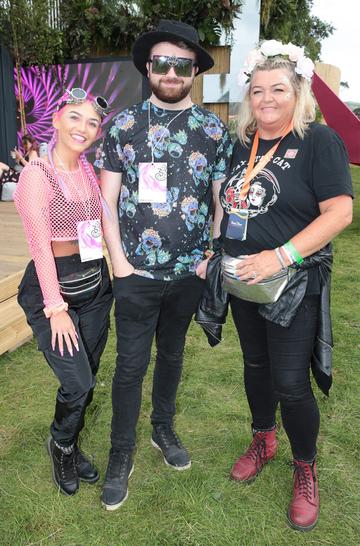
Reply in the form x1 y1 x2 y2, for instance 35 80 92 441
221 254 295 304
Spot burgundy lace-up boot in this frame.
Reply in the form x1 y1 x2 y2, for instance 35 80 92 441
288 459 319 531
230 428 278 483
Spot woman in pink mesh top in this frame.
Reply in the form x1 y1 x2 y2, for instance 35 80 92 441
14 88 113 496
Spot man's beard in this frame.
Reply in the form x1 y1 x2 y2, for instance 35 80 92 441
149 77 193 104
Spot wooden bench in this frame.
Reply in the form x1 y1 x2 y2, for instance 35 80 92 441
0 270 32 354
0 202 32 355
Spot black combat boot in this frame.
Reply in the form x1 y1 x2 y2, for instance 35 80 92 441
47 436 79 496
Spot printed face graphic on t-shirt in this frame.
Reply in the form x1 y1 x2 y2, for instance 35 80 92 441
222 167 280 217
248 182 266 207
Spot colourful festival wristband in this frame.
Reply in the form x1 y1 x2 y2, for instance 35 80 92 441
283 241 304 265
280 244 293 265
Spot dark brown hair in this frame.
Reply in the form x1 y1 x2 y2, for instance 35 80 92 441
22 134 39 152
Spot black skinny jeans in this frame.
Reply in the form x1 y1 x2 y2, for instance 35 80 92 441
18 255 113 447
230 295 320 461
111 273 204 452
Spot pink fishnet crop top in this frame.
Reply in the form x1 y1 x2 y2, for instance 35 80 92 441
14 158 102 316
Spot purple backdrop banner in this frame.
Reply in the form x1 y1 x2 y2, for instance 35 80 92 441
14 58 143 164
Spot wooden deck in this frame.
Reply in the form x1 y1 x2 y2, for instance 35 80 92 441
0 201 32 354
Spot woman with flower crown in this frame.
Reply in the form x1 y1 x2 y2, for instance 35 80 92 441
14 89 113 497
217 40 353 530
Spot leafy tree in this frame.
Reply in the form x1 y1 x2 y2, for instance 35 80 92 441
59 0 142 59
260 0 334 60
0 0 63 66
133 0 243 45
59 0 244 58
0 0 63 132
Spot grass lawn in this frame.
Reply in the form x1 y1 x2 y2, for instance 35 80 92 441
0 167 359 546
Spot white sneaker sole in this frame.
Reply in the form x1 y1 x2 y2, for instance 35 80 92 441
151 438 191 471
101 464 134 511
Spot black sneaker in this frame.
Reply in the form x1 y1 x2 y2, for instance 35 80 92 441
75 445 99 484
47 436 79 496
101 450 134 511
151 424 191 470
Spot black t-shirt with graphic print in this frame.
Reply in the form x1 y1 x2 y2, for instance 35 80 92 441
102 100 233 280
220 123 353 293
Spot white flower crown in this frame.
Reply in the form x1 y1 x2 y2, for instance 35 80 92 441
238 40 315 87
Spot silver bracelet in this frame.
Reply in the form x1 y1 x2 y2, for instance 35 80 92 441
281 244 294 265
275 247 288 271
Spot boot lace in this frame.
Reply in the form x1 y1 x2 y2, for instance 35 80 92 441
243 433 267 471
293 461 316 502
156 424 183 449
59 450 77 481
107 450 131 480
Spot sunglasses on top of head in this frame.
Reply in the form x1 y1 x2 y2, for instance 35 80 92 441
57 88 109 117
148 55 197 78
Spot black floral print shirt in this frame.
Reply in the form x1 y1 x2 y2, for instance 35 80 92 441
102 100 233 280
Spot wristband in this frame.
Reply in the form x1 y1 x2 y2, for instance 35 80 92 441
43 301 69 318
281 244 293 265
274 247 287 271
283 241 304 265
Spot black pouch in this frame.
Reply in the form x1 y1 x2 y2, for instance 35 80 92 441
58 265 102 305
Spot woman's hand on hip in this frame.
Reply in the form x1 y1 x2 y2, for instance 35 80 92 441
50 310 79 357
236 250 282 284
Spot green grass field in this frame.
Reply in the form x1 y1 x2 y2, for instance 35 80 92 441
0 167 359 546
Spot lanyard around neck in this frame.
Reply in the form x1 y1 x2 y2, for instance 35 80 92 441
148 100 187 163
239 121 293 200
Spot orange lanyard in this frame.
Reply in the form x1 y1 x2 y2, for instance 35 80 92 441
239 121 293 200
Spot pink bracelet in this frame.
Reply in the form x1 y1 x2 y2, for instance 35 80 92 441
43 302 69 318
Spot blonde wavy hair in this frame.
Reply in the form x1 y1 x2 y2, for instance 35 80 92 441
237 57 316 145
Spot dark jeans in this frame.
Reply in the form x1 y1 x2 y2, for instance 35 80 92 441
111 273 205 452
230 295 320 461
18 255 113 447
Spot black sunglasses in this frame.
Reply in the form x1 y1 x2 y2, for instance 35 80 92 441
149 55 197 77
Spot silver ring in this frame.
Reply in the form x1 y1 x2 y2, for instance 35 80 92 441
252 272 257 279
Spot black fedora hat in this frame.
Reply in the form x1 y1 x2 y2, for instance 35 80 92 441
132 19 214 77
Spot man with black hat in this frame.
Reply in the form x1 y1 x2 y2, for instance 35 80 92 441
100 19 233 510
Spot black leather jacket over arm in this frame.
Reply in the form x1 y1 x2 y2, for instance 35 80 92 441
259 244 333 395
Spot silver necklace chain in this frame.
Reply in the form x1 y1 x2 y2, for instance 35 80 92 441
147 99 188 163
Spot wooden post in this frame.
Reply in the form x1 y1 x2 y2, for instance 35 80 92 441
315 62 341 96
10 6 27 136
15 62 27 135
191 45 231 125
